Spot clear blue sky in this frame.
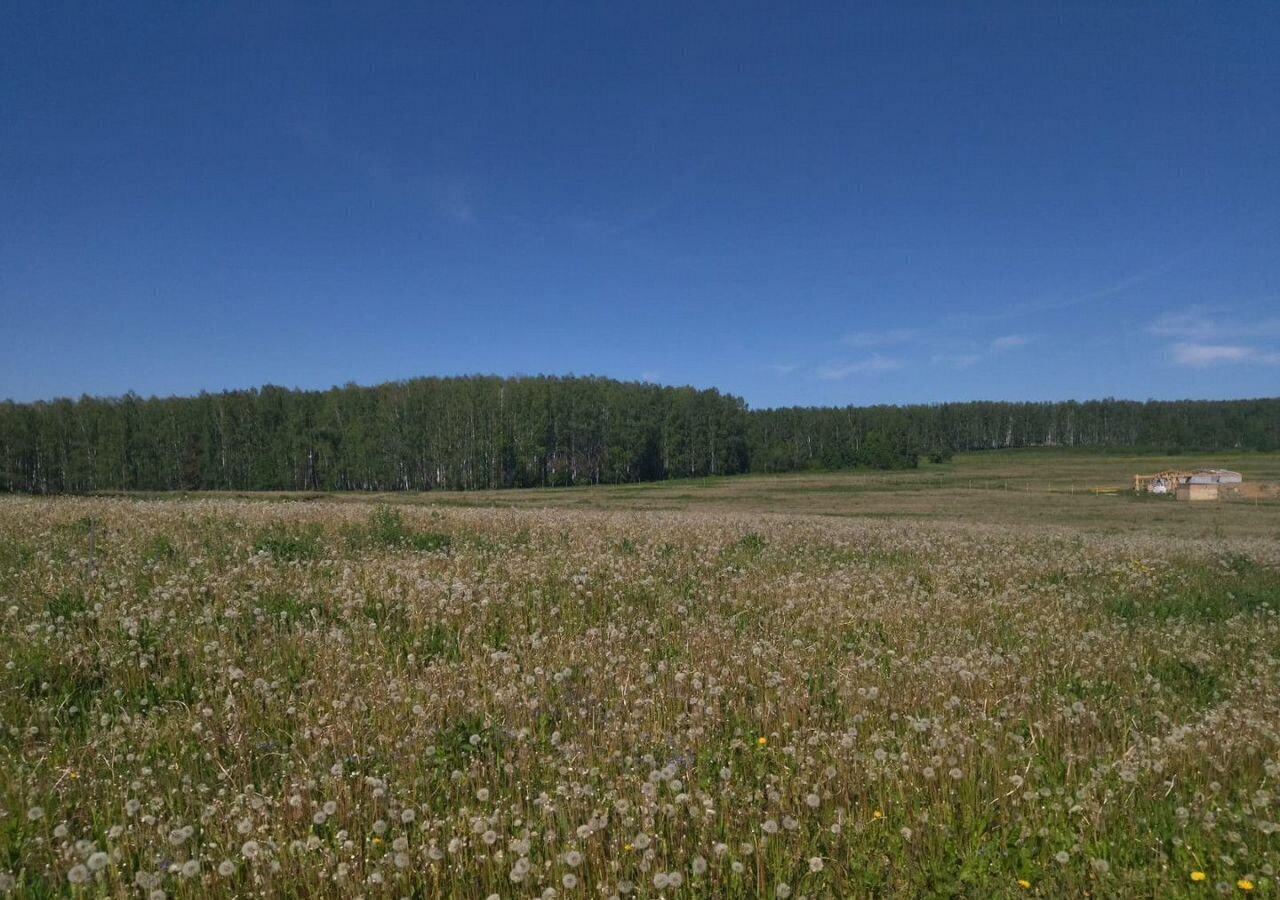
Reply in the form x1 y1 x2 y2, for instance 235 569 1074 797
2 2 1278 408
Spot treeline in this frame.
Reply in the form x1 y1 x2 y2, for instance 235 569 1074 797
0 376 1276 493
748 397 1280 472
0 377 750 493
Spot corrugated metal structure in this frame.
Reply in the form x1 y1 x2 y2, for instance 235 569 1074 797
1134 469 1242 495
1185 469 1241 485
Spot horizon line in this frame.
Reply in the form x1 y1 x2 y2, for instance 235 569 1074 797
3 372 1277 411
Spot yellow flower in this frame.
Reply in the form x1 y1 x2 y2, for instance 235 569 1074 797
624 844 634 852
1191 872 1206 882
372 837 383 846
757 736 768 747
872 810 883 819
1237 880 1254 892
1017 879 1031 889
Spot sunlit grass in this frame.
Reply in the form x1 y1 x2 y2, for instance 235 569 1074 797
1 493 1278 897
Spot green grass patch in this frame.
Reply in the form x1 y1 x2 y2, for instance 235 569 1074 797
45 588 87 621
407 623 463 664
0 538 34 573
1147 657 1222 707
345 506 452 552
255 590 330 628
1105 556 1280 622
253 523 324 561
142 533 178 563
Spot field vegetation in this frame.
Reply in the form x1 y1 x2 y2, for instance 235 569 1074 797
2 451 1279 897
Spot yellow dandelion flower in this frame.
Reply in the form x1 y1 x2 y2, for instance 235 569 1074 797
1237 880 1254 892
757 736 768 747
1017 879 1031 889
624 844 634 852
872 810 883 819
1191 872 1206 882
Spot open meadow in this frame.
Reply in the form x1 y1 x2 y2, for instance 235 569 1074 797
2 451 1280 898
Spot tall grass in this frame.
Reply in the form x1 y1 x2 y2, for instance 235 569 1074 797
0 497 1277 897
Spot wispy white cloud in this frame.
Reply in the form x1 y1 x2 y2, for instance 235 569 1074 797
1149 306 1280 340
931 353 982 370
922 334 1029 369
946 262 1176 325
816 355 903 380
278 111 487 227
840 329 919 348
1150 308 1219 338
990 334 1033 351
835 326 1035 368
829 326 1036 373
1171 343 1280 367
1151 307 1280 367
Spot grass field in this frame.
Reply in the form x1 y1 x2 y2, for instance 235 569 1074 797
160 448 1280 540
3 450 1279 897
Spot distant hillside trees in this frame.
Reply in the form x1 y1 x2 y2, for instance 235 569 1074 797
0 377 749 493
749 397 1280 472
0 377 1276 493
746 406 921 471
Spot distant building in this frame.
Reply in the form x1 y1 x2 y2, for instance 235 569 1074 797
1134 468 1241 498
1176 483 1219 502
1185 469 1241 485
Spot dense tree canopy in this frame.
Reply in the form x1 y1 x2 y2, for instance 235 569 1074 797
0 377 749 493
747 397 1280 472
0 376 1276 493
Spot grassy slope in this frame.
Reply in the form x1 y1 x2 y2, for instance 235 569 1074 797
321 449 1280 541
2 451 1279 897
103 448 1280 540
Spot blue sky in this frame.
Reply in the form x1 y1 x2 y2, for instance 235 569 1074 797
2 2 1278 408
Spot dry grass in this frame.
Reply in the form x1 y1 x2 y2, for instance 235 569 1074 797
3 452 1280 897
345 449 1280 541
